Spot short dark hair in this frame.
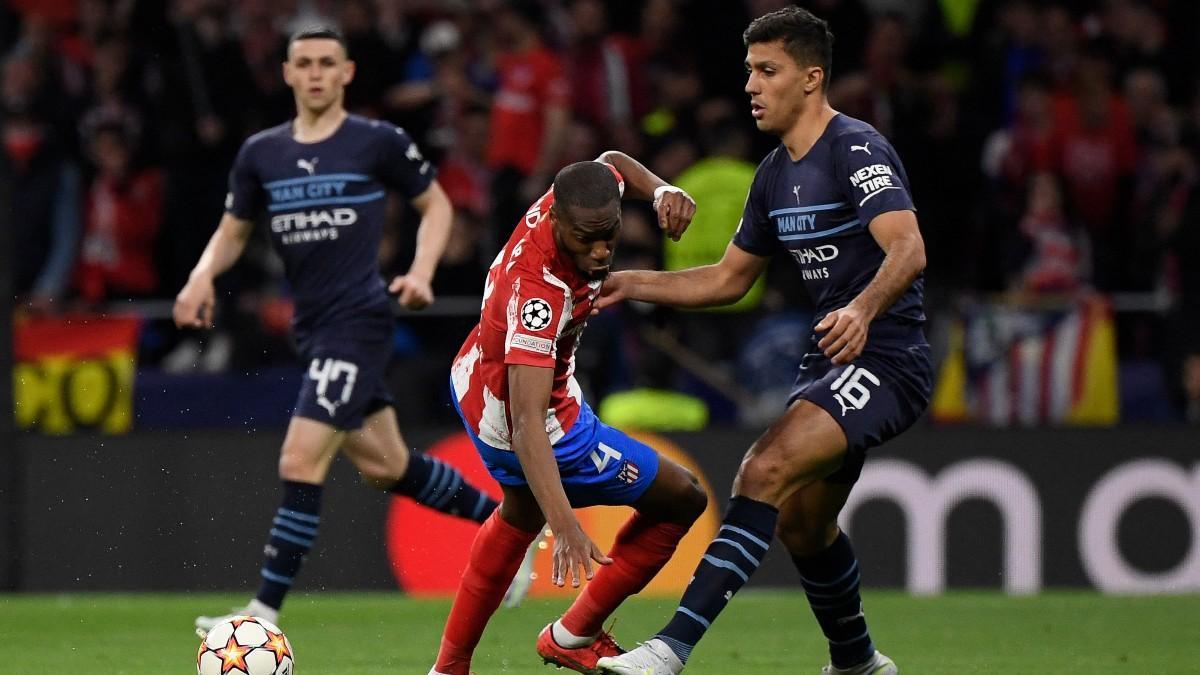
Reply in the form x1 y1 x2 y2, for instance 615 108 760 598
553 161 620 221
288 26 349 59
743 6 834 84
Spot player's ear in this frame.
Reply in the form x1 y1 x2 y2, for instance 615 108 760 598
342 58 356 86
804 66 823 95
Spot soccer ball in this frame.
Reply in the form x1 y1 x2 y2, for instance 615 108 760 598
196 616 294 675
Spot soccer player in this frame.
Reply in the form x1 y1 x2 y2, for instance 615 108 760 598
173 27 502 632
597 7 929 675
428 156 707 675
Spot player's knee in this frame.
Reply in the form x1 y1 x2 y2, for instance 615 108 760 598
675 471 708 524
278 447 320 482
734 452 790 502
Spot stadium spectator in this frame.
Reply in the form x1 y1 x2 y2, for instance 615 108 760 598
3 50 81 311
564 0 647 153
1007 171 1088 295
485 0 570 249
75 118 164 303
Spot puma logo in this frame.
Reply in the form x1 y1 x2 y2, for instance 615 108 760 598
793 184 802 204
297 157 319 175
836 603 866 626
850 142 871 155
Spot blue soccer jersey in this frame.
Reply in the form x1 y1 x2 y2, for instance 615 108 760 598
733 114 924 333
225 114 434 332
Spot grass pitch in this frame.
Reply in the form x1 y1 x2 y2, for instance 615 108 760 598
0 590 1194 673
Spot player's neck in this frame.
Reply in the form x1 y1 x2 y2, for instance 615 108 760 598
292 106 348 144
780 101 838 161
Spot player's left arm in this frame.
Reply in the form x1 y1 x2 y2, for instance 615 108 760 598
596 150 696 241
816 210 926 364
388 180 452 310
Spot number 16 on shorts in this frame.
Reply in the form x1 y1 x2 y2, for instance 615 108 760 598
831 364 880 416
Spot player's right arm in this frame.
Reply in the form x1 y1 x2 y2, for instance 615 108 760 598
508 364 611 587
597 242 769 310
173 212 255 329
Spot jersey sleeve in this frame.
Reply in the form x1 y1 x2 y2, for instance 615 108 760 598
834 130 915 226
225 140 264 219
375 124 436 199
731 161 780 256
502 268 570 368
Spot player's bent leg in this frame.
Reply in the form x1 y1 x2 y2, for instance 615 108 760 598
606 401 849 671
433 486 543 675
197 417 344 633
541 459 707 672
777 481 887 672
732 399 848 507
345 406 498 523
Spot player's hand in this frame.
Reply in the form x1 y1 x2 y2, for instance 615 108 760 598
654 187 696 242
389 274 434 310
815 303 872 365
173 276 216 329
550 523 612 588
591 271 629 315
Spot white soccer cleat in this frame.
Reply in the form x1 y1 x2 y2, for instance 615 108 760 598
194 599 279 635
502 529 546 608
821 650 898 675
596 637 684 674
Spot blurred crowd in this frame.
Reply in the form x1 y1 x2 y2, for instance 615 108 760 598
4 0 1200 422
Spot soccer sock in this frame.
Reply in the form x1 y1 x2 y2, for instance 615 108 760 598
390 453 498 523
560 513 689 640
791 531 875 668
655 496 777 663
255 480 323 610
435 510 539 675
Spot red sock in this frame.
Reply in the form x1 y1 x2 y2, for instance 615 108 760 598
435 511 539 674
560 514 689 638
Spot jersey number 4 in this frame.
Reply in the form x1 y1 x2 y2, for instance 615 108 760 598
309 358 359 417
831 364 880 416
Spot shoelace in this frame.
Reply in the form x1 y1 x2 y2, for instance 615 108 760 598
590 618 624 656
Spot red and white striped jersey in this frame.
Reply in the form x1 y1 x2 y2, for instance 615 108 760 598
451 164 623 450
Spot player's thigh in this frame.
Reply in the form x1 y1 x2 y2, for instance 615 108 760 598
732 399 848 507
342 405 412 488
498 483 546 534
558 420 661 509
632 454 708 526
279 416 346 483
775 478 853 556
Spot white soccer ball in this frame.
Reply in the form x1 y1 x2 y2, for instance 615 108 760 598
197 616 294 675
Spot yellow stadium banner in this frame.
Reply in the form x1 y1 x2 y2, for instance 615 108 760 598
13 314 141 434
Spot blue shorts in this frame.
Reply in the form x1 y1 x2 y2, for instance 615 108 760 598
292 317 394 430
452 394 659 508
789 338 932 484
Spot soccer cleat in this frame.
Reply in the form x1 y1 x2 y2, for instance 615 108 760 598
596 638 684 675
821 650 898 675
503 529 546 608
194 599 279 635
536 622 625 673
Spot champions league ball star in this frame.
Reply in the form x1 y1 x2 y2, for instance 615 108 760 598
197 616 294 675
